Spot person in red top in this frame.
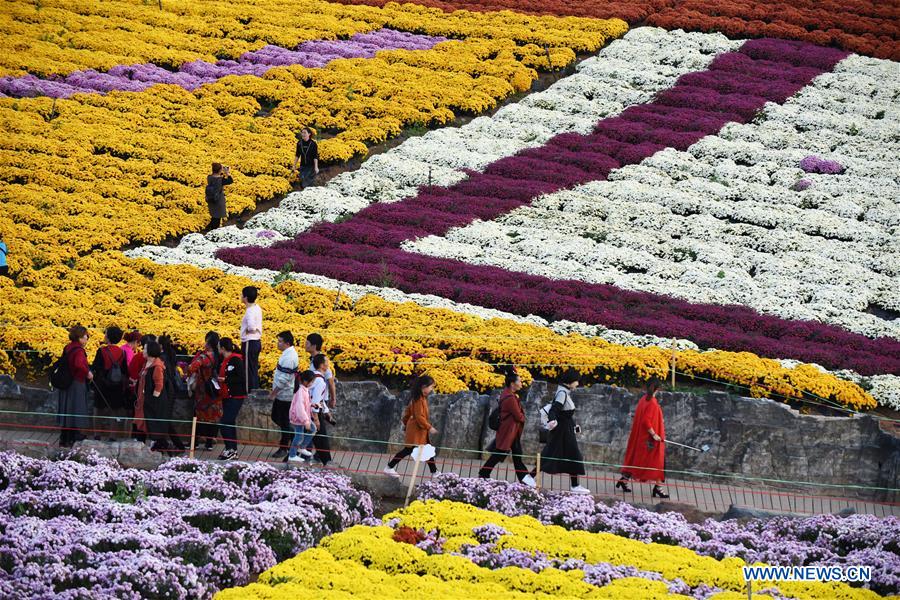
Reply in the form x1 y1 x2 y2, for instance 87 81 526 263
187 331 221 451
479 369 536 487
129 334 155 441
618 379 669 498
91 326 129 441
57 325 93 447
217 337 246 460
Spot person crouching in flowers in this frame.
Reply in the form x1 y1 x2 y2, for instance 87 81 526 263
617 379 669 498
540 369 590 494
217 337 246 461
384 375 439 478
288 370 317 463
479 368 536 487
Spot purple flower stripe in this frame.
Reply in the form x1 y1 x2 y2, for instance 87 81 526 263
800 155 845 174
218 39 900 376
0 29 445 99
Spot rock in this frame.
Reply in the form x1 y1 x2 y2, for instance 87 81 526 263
652 501 714 523
0 375 21 398
73 439 166 470
722 504 802 520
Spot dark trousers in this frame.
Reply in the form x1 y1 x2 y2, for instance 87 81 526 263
196 420 218 441
388 445 437 474
309 415 332 465
220 398 244 451
479 438 529 481
271 400 293 449
243 340 261 392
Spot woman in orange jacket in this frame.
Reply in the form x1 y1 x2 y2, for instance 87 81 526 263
384 375 439 477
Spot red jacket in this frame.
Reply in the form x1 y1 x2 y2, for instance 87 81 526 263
495 387 525 452
621 394 666 482
64 341 90 383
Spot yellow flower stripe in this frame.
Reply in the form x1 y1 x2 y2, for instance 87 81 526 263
0 0 621 78
0 252 875 411
213 501 883 600
0 8 626 272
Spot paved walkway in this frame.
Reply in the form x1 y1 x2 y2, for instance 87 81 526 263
2 427 898 517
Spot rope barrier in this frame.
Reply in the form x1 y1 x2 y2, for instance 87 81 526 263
2 408 897 496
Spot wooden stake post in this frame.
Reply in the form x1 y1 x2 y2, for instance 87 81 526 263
535 453 542 490
404 445 424 507
189 417 198 459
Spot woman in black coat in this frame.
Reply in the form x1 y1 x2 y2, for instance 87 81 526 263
205 162 233 229
540 369 590 494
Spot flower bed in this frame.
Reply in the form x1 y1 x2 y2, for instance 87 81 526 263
0 451 372 599
215 499 891 599
417 475 900 595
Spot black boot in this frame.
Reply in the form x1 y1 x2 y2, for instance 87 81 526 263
652 485 670 499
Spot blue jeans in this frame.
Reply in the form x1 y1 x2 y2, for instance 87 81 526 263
289 423 316 458
220 398 244 451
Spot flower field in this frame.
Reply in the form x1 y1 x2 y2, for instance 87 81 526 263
216 498 897 599
0 451 372 598
1 0 898 414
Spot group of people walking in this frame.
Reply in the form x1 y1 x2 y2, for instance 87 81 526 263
54 285 668 497
384 367 669 497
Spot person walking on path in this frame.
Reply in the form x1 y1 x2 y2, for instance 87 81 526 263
205 162 232 229
291 127 319 189
288 370 317 463
305 333 337 411
217 337 246 460
479 369 536 487
187 331 221 451
90 326 129 441
540 369 589 494
307 354 332 466
240 286 262 393
56 325 93 447
141 341 177 455
269 331 299 459
618 379 669 498
384 375 440 478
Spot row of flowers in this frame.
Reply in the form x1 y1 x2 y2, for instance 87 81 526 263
0 251 877 410
406 52 899 341
215 36 900 380
215 498 891 599
0 29 446 98
0 451 373 599
417 475 900 595
1 11 625 276
333 0 900 59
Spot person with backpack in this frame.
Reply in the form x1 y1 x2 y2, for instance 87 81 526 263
540 369 590 494
306 353 332 466
217 337 246 460
158 335 187 453
186 331 221 451
205 162 233 230
384 375 439 478
288 370 317 463
90 326 129 441
479 369 535 487
617 379 669 498
140 341 176 455
55 325 93 447
269 331 299 459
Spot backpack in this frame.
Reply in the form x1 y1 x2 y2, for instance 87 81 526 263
488 397 501 431
205 182 217 204
102 346 124 386
49 346 76 390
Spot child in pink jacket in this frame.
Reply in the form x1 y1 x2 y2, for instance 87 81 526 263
288 370 317 462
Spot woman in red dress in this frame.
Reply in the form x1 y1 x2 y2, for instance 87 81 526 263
617 379 669 498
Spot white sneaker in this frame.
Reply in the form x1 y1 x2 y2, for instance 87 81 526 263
218 449 237 461
431 470 441 476
521 474 536 488
570 485 591 495
383 467 399 477
288 455 304 463
300 449 313 458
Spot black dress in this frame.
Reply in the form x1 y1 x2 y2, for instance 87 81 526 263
539 388 585 476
